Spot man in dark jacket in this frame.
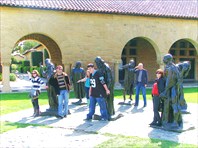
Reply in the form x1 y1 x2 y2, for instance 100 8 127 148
49 65 71 119
134 63 148 107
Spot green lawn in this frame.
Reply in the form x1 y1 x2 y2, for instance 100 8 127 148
0 87 197 115
96 134 197 148
0 121 52 134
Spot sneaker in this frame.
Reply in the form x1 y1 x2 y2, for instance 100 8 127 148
68 110 71 115
55 115 63 119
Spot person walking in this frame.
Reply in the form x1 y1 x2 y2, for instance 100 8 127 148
134 63 148 107
49 65 71 119
28 70 45 117
84 63 110 121
150 69 166 126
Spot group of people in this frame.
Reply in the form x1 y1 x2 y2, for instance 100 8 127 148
28 54 190 129
28 57 115 121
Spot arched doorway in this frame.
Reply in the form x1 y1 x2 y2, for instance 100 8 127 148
120 37 159 83
17 33 62 65
169 39 197 80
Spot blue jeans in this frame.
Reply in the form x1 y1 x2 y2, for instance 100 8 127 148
135 83 147 106
58 90 69 117
87 96 109 120
84 86 90 100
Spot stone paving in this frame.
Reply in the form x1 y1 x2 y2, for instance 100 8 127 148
0 98 198 147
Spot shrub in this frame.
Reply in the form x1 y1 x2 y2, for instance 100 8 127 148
0 73 16 81
22 60 30 66
23 66 30 73
10 73 16 81
11 64 18 73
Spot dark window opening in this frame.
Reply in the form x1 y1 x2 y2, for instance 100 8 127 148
130 40 137 46
179 42 187 48
170 50 176 56
189 50 195 56
129 48 136 55
180 50 185 56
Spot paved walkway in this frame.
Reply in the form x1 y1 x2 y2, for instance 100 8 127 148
0 98 198 147
0 78 198 147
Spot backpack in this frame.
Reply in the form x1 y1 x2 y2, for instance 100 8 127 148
152 82 159 96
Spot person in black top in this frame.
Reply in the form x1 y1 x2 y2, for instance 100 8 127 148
150 69 166 126
84 63 110 121
95 56 115 117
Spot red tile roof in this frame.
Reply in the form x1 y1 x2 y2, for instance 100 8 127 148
0 0 197 19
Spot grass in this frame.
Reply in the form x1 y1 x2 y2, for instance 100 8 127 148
0 121 51 134
114 87 198 103
96 134 197 148
0 87 197 115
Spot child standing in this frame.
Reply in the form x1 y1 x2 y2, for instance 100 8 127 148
150 69 166 126
28 70 45 117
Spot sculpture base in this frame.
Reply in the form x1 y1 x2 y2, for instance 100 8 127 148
40 108 58 116
118 100 134 106
72 99 87 105
40 108 71 116
93 113 124 121
181 109 191 114
150 123 195 133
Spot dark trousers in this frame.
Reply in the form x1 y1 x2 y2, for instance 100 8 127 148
152 95 161 123
32 98 39 110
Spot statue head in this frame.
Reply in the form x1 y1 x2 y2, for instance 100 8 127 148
177 61 191 78
75 61 82 68
163 54 173 65
95 56 104 69
129 60 135 68
45 58 51 65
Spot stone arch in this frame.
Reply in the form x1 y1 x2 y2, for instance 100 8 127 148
169 38 198 80
120 36 161 81
16 33 62 65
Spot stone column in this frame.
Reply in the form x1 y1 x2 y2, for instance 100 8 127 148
64 63 71 76
159 63 164 70
1 62 11 92
114 61 122 89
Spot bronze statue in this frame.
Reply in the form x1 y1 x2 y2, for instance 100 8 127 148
160 54 182 129
71 61 86 105
40 59 58 110
176 61 191 113
122 60 135 102
95 56 115 116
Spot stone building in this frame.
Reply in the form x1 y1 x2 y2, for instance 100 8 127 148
0 0 197 92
